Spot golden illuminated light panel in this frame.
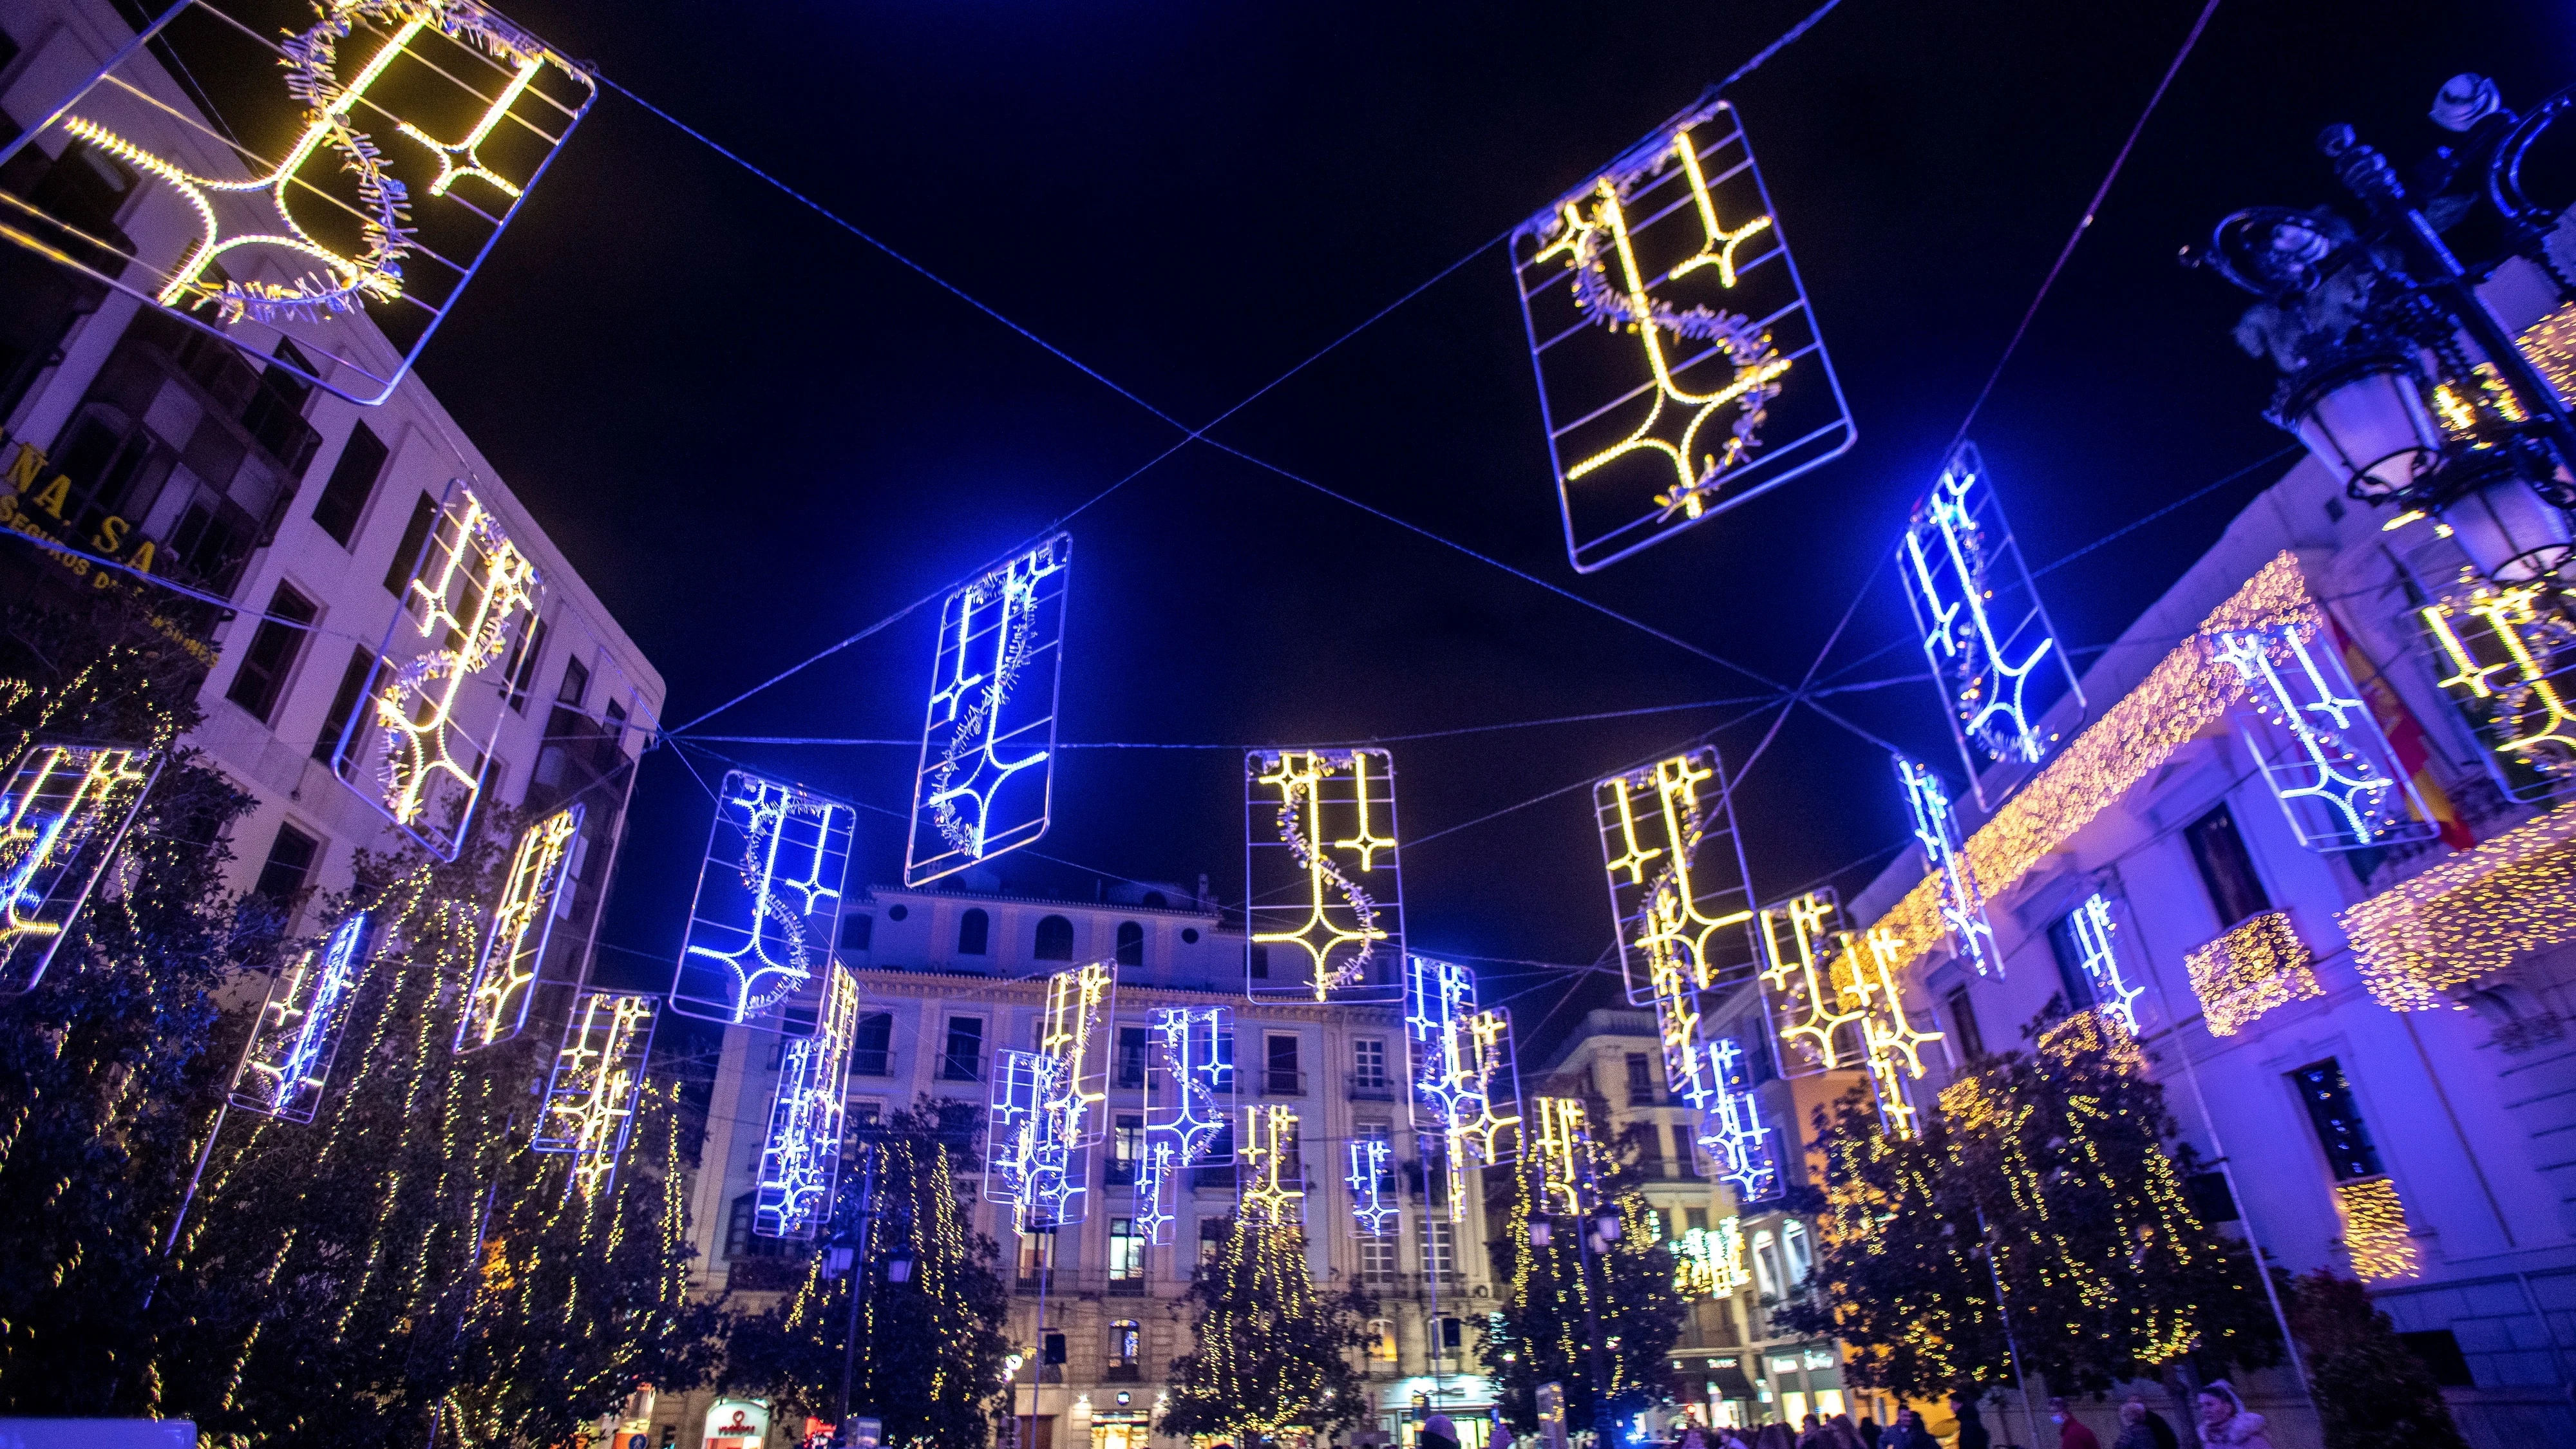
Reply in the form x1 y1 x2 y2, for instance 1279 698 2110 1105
1757 891 1941 1137
2420 579 2576 802
1846 927 1944 1139
1511 93 1854 572
0 742 158 994
0 0 598 404
1672 1219 1750 1298
1529 1095 1600 1217
333 482 538 861
453 804 582 1052
533 990 656 1199
1237 1104 1304 1224
985 961 1114 1235
1245 748 1404 1003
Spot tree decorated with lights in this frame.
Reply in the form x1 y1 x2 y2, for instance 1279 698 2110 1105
2286 1269 2466 1449
724 1099 1012 1447
1160 1208 1375 1443
1789 1010 2280 1399
1481 1123 1690 1435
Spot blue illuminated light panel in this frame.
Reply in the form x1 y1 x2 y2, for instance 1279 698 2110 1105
0 741 158 994
1893 755 2000 976
1405 956 1523 1220
1897 441 2086 805
1348 1138 1398 1238
2217 623 2439 851
231 912 372 1124
454 802 583 1052
906 535 1072 886
668 771 855 1032
755 963 862 1240
1510 91 1857 572
1245 748 1405 1004
1136 1004 1233 1245
985 961 1115 1234
2069 892 2145 1034
0 0 599 406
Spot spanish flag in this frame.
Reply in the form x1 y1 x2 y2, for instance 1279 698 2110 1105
2333 615 2474 851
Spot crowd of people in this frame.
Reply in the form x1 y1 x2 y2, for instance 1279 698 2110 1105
1661 1380 2276 1449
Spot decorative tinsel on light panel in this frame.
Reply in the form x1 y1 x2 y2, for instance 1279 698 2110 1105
754 963 862 1240
906 534 1072 886
2184 911 2322 1037
0 741 160 994
2340 798 2576 1010
1405 955 1524 1217
231 912 374 1124
2215 622 2438 849
2417 577 2576 804
0 0 598 404
667 770 854 1031
1136 1004 1233 1244
332 480 538 861
1244 748 1405 1003
453 803 582 1052
1897 442 2085 799
1510 91 1854 571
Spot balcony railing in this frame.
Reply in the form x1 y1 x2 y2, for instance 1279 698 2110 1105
1347 1072 1397 1101
1260 1069 1307 1097
939 1051 985 1083
1104 1159 1139 1188
1108 1274 1146 1297
1104 1364 1142 1382
850 1048 891 1077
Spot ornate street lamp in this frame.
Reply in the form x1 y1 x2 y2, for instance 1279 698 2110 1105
2192 75 2576 582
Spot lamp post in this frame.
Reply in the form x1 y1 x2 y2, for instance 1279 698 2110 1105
1531 1206 1621 1431
2191 74 2576 583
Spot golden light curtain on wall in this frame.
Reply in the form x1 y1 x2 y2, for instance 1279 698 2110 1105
2183 911 2324 1036
1864 553 2320 970
2332 1176 2420 1282
2340 798 2576 1010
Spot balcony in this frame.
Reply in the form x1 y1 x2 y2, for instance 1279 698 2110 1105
1260 1069 1307 1097
850 1048 891 1077
939 1052 985 1083
1104 1159 1139 1188
1347 1072 1397 1101
726 1257 810 1293
1104 1364 1142 1383
1108 1274 1146 1297
1627 1085 1663 1106
1014 1271 1053 1295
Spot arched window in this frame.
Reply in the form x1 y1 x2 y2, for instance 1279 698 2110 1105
1116 920 1144 967
1034 914 1075 961
1141 890 1168 911
957 907 989 956
1366 1318 1398 1363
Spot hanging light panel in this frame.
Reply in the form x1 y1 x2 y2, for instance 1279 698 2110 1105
2215 621 2439 849
0 741 160 994
1893 755 2000 976
1348 1137 1399 1238
754 963 862 1240
1405 955 1524 1219
231 911 372 1123
453 802 583 1052
906 534 1072 886
667 771 855 1032
985 960 1115 1234
1236 1103 1304 1224
0 0 598 405
330 480 539 860
2414 576 2576 804
1595 747 1758 1007
1530 1095 1601 1217
531 990 656 1199
1897 442 2086 803
1136 1003 1233 1244
2068 891 2145 1034
1754 889 1862 1076
1511 92 1856 571
1245 748 1405 1003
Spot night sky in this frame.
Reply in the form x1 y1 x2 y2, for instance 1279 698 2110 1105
409 0 2576 1045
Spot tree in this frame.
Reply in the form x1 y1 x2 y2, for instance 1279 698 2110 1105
2286 1270 2467 1449
723 1098 1012 1448
1160 1208 1376 1443
1788 1011 2280 1401
1481 1121 1690 1435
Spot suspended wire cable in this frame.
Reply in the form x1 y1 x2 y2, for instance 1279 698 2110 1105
2030 444 2304 580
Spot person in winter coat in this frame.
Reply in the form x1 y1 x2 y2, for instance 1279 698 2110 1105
2113 1398 2161 1449
1830 1411 1869 1449
1761 1420 1801 1449
2049 1397 2102 1449
1857 1416 1880 1449
1421 1413 1459 1449
1950 1394 1991 1449
2123 1396 2178 1449
2196 1381 2275 1449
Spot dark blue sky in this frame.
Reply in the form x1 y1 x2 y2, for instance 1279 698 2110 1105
413 0 2576 1036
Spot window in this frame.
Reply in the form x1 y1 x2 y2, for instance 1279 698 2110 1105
1108 1113 1144 1186
1034 914 1074 961
1625 1052 1656 1104
2045 913 2098 1014
725 1193 793 1259
2186 1170 2240 1223
1671 1122 1700 1177
382 492 435 593
1182 927 1200 944
885 903 907 922
1421 1218 1457 1282
1752 1229 1782 1298
1366 1318 1399 1363
2186 804 2270 927
940 1016 984 1081
842 913 873 954
1782 1219 1812 1285
1108 1319 1141 1367
1249 943 1269 979
1359 1232 1398 1282
500 615 546 712
1109 1218 1145 1284
1198 1217 1227 1266
1017 1233 1053 1282
1438 1317 1464 1352
1944 984 1988 1061
310 645 377 764
1115 920 1144 967
1636 1121 1663 1173
1265 1034 1302 1094
851 1013 893 1076
556 654 591 708
1116 1027 1148 1089
225 583 316 724
1685 1208 1709 1233
308 421 386 547
958 907 990 956
602 697 627 743
2293 1058 2387 1180
252 820 319 902
1354 1037 1388 1088
2397 1330 2474 1387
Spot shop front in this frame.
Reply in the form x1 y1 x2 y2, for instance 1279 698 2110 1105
1369 1375 1499 1447
1759 1345 1848 1426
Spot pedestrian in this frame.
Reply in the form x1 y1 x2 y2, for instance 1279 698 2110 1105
1801 1414 1834 1449
1877 1409 1915 1449
1857 1415 1881 1449
1490 1410 1517 1449
2195 1381 2274 1449
2113 1399 2159 1449
1678 1427 1709 1449
1907 1410 1940 1449
1762 1420 1800 1449
2123 1396 2177 1449
1830 1411 1868 1449
1423 1412 1460 1449
1950 1394 1989 1449
2049 1397 2103 1449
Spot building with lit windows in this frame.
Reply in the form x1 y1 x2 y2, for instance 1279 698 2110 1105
0 0 659 970
673 877 1507 1449
1839 299 2576 1449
